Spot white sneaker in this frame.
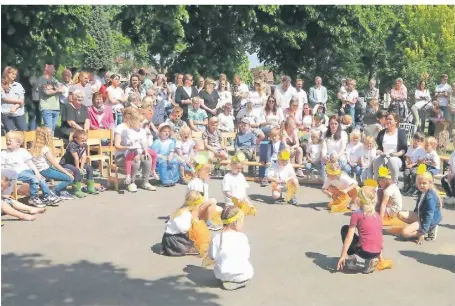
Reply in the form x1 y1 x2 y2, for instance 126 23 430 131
127 183 138 193
141 182 156 191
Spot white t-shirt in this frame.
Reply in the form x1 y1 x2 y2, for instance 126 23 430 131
188 177 209 199
260 108 285 127
342 89 359 105
308 143 322 163
435 83 452 106
301 115 313 129
271 141 282 161
209 231 253 283
176 139 195 159
164 210 192 235
322 172 357 190
236 108 260 126
449 151 455 174
248 91 267 114
69 83 95 107
267 163 296 182
106 86 125 111
222 172 249 205
414 89 431 109
275 85 297 109
294 89 308 109
125 128 147 156
1 148 32 173
382 131 398 155
325 131 348 160
346 142 363 165
360 146 377 168
405 146 426 163
424 150 441 170
114 123 129 158
384 184 403 212
31 146 51 172
217 113 235 132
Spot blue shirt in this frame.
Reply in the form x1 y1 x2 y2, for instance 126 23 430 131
235 130 257 150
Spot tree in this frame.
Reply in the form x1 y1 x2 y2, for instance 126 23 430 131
83 6 114 70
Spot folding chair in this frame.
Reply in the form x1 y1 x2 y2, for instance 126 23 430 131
398 123 417 145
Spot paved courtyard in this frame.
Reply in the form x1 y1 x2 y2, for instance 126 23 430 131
2 179 455 306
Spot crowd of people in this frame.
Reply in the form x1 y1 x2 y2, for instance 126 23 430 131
1 64 455 289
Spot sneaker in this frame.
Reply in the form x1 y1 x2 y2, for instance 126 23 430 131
57 191 75 200
141 182 156 191
260 178 269 187
42 194 62 206
179 178 189 185
222 280 250 291
346 255 357 270
425 225 438 241
443 197 455 207
127 183 138 193
207 221 222 231
363 257 379 274
29 197 46 208
274 196 285 204
124 175 132 185
287 197 298 206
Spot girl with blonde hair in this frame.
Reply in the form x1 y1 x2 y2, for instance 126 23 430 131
337 186 383 274
282 116 304 177
30 127 75 199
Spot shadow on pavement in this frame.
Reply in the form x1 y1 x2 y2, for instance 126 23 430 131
1 253 221 306
150 243 163 255
183 265 220 288
305 252 339 274
298 202 328 211
249 194 273 204
439 223 455 230
399 250 455 274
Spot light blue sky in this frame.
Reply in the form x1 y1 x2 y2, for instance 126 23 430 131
247 52 263 68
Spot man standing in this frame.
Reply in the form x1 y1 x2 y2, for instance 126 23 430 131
231 75 249 116
294 79 308 110
309 76 328 109
137 68 154 92
36 63 65 133
435 74 451 120
274 75 296 109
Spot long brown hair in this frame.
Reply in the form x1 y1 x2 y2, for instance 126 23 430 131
30 127 55 157
264 95 278 114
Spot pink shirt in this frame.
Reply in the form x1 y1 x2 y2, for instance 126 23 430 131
350 211 383 253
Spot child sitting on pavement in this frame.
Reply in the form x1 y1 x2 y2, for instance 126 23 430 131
377 166 403 224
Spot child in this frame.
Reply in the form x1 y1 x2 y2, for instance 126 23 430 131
235 118 257 175
188 97 208 132
1 170 46 221
151 123 180 187
398 168 443 243
217 102 235 132
161 190 217 256
59 130 99 197
442 134 455 206
267 149 299 205
421 136 441 176
340 115 353 134
345 129 363 182
223 152 250 206
377 166 403 220
176 127 196 184
209 206 253 290
282 117 304 177
187 163 223 231
402 132 426 195
305 129 322 177
322 162 359 212
30 127 75 199
311 114 327 135
359 135 376 182
260 127 286 187
123 112 158 192
165 106 188 136
337 186 383 274
203 117 229 176
1 131 59 207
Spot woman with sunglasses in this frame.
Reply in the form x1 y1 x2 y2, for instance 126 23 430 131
259 95 284 138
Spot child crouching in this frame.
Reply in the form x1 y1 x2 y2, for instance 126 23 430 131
322 162 359 212
209 206 253 290
267 149 299 206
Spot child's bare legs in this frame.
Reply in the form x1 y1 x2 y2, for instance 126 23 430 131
398 211 420 238
11 199 45 214
1 202 36 221
198 198 218 221
272 184 283 199
147 149 159 178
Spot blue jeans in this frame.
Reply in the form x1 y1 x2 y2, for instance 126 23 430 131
1 114 27 132
345 106 355 127
41 109 60 133
305 162 321 174
260 160 277 178
26 100 41 130
40 167 73 194
18 169 51 197
343 164 362 182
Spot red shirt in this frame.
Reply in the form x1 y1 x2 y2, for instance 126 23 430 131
350 211 383 253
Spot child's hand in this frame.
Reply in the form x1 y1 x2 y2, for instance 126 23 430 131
65 172 74 180
337 254 347 271
36 173 45 181
417 234 425 245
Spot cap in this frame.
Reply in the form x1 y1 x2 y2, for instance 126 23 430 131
241 117 250 124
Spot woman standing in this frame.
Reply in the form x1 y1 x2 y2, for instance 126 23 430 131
321 116 349 179
389 78 408 120
199 78 220 118
248 80 267 119
259 95 284 137
154 74 174 115
175 74 198 121
106 74 127 125
411 80 432 132
125 74 146 100
216 79 232 111
1 66 26 132
373 112 407 184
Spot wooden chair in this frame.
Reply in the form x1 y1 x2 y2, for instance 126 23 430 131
53 138 65 162
86 138 111 177
192 131 203 140
23 130 36 149
87 129 115 165
1 136 6 149
221 132 236 152
398 123 417 145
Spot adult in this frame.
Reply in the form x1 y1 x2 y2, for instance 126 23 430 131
259 95 284 137
1 66 26 132
154 74 173 114
197 76 205 93
231 75 249 115
215 73 231 91
341 79 359 126
321 115 349 179
300 103 313 131
174 74 198 121
169 73 183 100
365 79 379 115
60 89 90 139
137 68 154 92
28 68 41 130
448 83 455 138
114 107 155 191
388 78 408 119
216 78 232 111
411 80 432 131
435 74 451 121
94 67 108 85
69 71 96 108
283 98 303 126
37 63 65 133
309 76 328 109
106 73 127 125
274 75 296 110
258 70 272 96
294 79 308 110
199 78 220 118
125 74 146 100
87 92 114 130
60 69 73 108
373 112 407 185
247 79 267 118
